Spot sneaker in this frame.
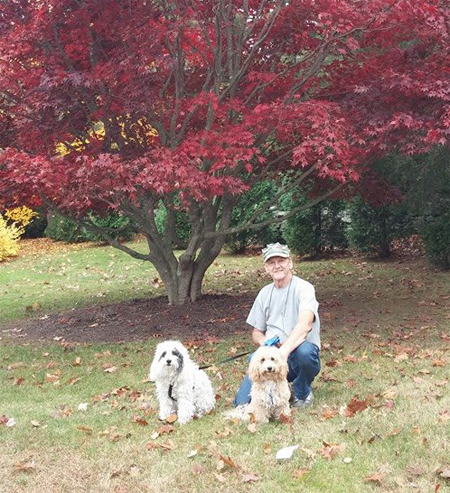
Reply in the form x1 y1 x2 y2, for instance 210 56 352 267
291 391 314 408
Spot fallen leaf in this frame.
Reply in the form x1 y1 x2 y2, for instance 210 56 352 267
31 421 41 428
103 366 118 373
364 472 385 484
247 422 257 433
214 473 227 483
219 455 237 469
165 414 177 424
13 461 35 474
344 397 369 417
242 473 260 483
293 468 310 479
320 443 345 460
77 425 93 434
131 415 149 426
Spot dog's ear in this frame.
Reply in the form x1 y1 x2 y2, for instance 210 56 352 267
248 355 262 382
148 345 161 381
276 357 288 381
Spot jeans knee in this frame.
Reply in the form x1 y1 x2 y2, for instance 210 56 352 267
292 341 320 369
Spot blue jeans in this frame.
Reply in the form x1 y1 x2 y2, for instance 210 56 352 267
233 340 321 407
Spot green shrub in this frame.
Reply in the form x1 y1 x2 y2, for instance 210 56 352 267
347 197 412 258
45 212 135 243
23 210 48 238
224 181 283 254
282 196 348 257
154 204 191 249
421 213 450 269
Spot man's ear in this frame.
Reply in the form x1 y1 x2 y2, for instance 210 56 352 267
289 258 293 270
264 263 271 274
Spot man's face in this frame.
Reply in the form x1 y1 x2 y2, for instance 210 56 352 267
264 256 293 282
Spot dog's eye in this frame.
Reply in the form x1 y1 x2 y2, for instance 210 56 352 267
261 358 265 362
161 351 166 358
270 357 275 361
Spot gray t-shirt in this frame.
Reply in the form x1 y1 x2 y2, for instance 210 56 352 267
246 275 320 349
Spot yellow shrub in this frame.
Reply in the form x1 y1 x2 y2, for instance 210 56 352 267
5 206 37 227
0 214 23 261
0 207 36 261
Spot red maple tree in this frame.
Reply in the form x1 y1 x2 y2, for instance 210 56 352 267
0 0 449 303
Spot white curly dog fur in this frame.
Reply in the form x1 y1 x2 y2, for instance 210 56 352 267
149 340 215 425
226 346 291 423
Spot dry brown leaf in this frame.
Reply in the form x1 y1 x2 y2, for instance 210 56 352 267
321 406 338 420
219 455 237 469
45 373 59 382
14 377 25 386
294 468 310 479
165 413 177 423
158 424 175 434
247 422 257 433
242 473 260 483
104 366 118 373
214 473 227 483
320 443 345 460
77 425 93 434
215 427 234 438
364 472 385 484
344 397 369 417
432 360 446 367
131 415 149 426
13 461 36 474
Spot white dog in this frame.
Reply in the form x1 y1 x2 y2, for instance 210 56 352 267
226 346 291 423
149 340 215 425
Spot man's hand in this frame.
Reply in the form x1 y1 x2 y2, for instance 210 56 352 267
278 345 290 362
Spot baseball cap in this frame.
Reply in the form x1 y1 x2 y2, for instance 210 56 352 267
262 243 291 262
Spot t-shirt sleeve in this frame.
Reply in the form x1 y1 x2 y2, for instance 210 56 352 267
298 282 319 320
246 294 266 333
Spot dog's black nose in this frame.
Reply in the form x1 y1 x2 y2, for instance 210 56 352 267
267 366 273 372
166 359 172 365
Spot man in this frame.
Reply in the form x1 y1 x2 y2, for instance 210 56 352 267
233 242 321 408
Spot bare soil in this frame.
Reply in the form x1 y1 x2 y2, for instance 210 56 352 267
1 294 254 344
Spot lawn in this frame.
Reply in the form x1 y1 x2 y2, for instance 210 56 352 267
1 238 450 493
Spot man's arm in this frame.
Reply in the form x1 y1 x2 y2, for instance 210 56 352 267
279 309 315 360
252 328 267 347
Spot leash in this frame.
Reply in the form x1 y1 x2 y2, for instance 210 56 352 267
199 350 252 370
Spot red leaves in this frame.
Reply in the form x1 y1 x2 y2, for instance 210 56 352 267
0 0 449 220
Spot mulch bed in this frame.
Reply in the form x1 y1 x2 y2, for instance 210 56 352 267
1 294 254 344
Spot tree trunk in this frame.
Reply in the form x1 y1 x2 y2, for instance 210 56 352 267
150 240 226 305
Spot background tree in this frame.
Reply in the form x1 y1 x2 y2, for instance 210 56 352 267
0 0 449 303
225 181 282 254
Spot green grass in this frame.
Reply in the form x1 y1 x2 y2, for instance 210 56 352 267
1 240 450 492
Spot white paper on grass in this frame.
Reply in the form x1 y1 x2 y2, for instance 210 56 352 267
276 445 299 460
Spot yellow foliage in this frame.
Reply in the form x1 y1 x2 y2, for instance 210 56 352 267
0 215 23 261
0 207 37 261
5 206 37 227
55 117 158 156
